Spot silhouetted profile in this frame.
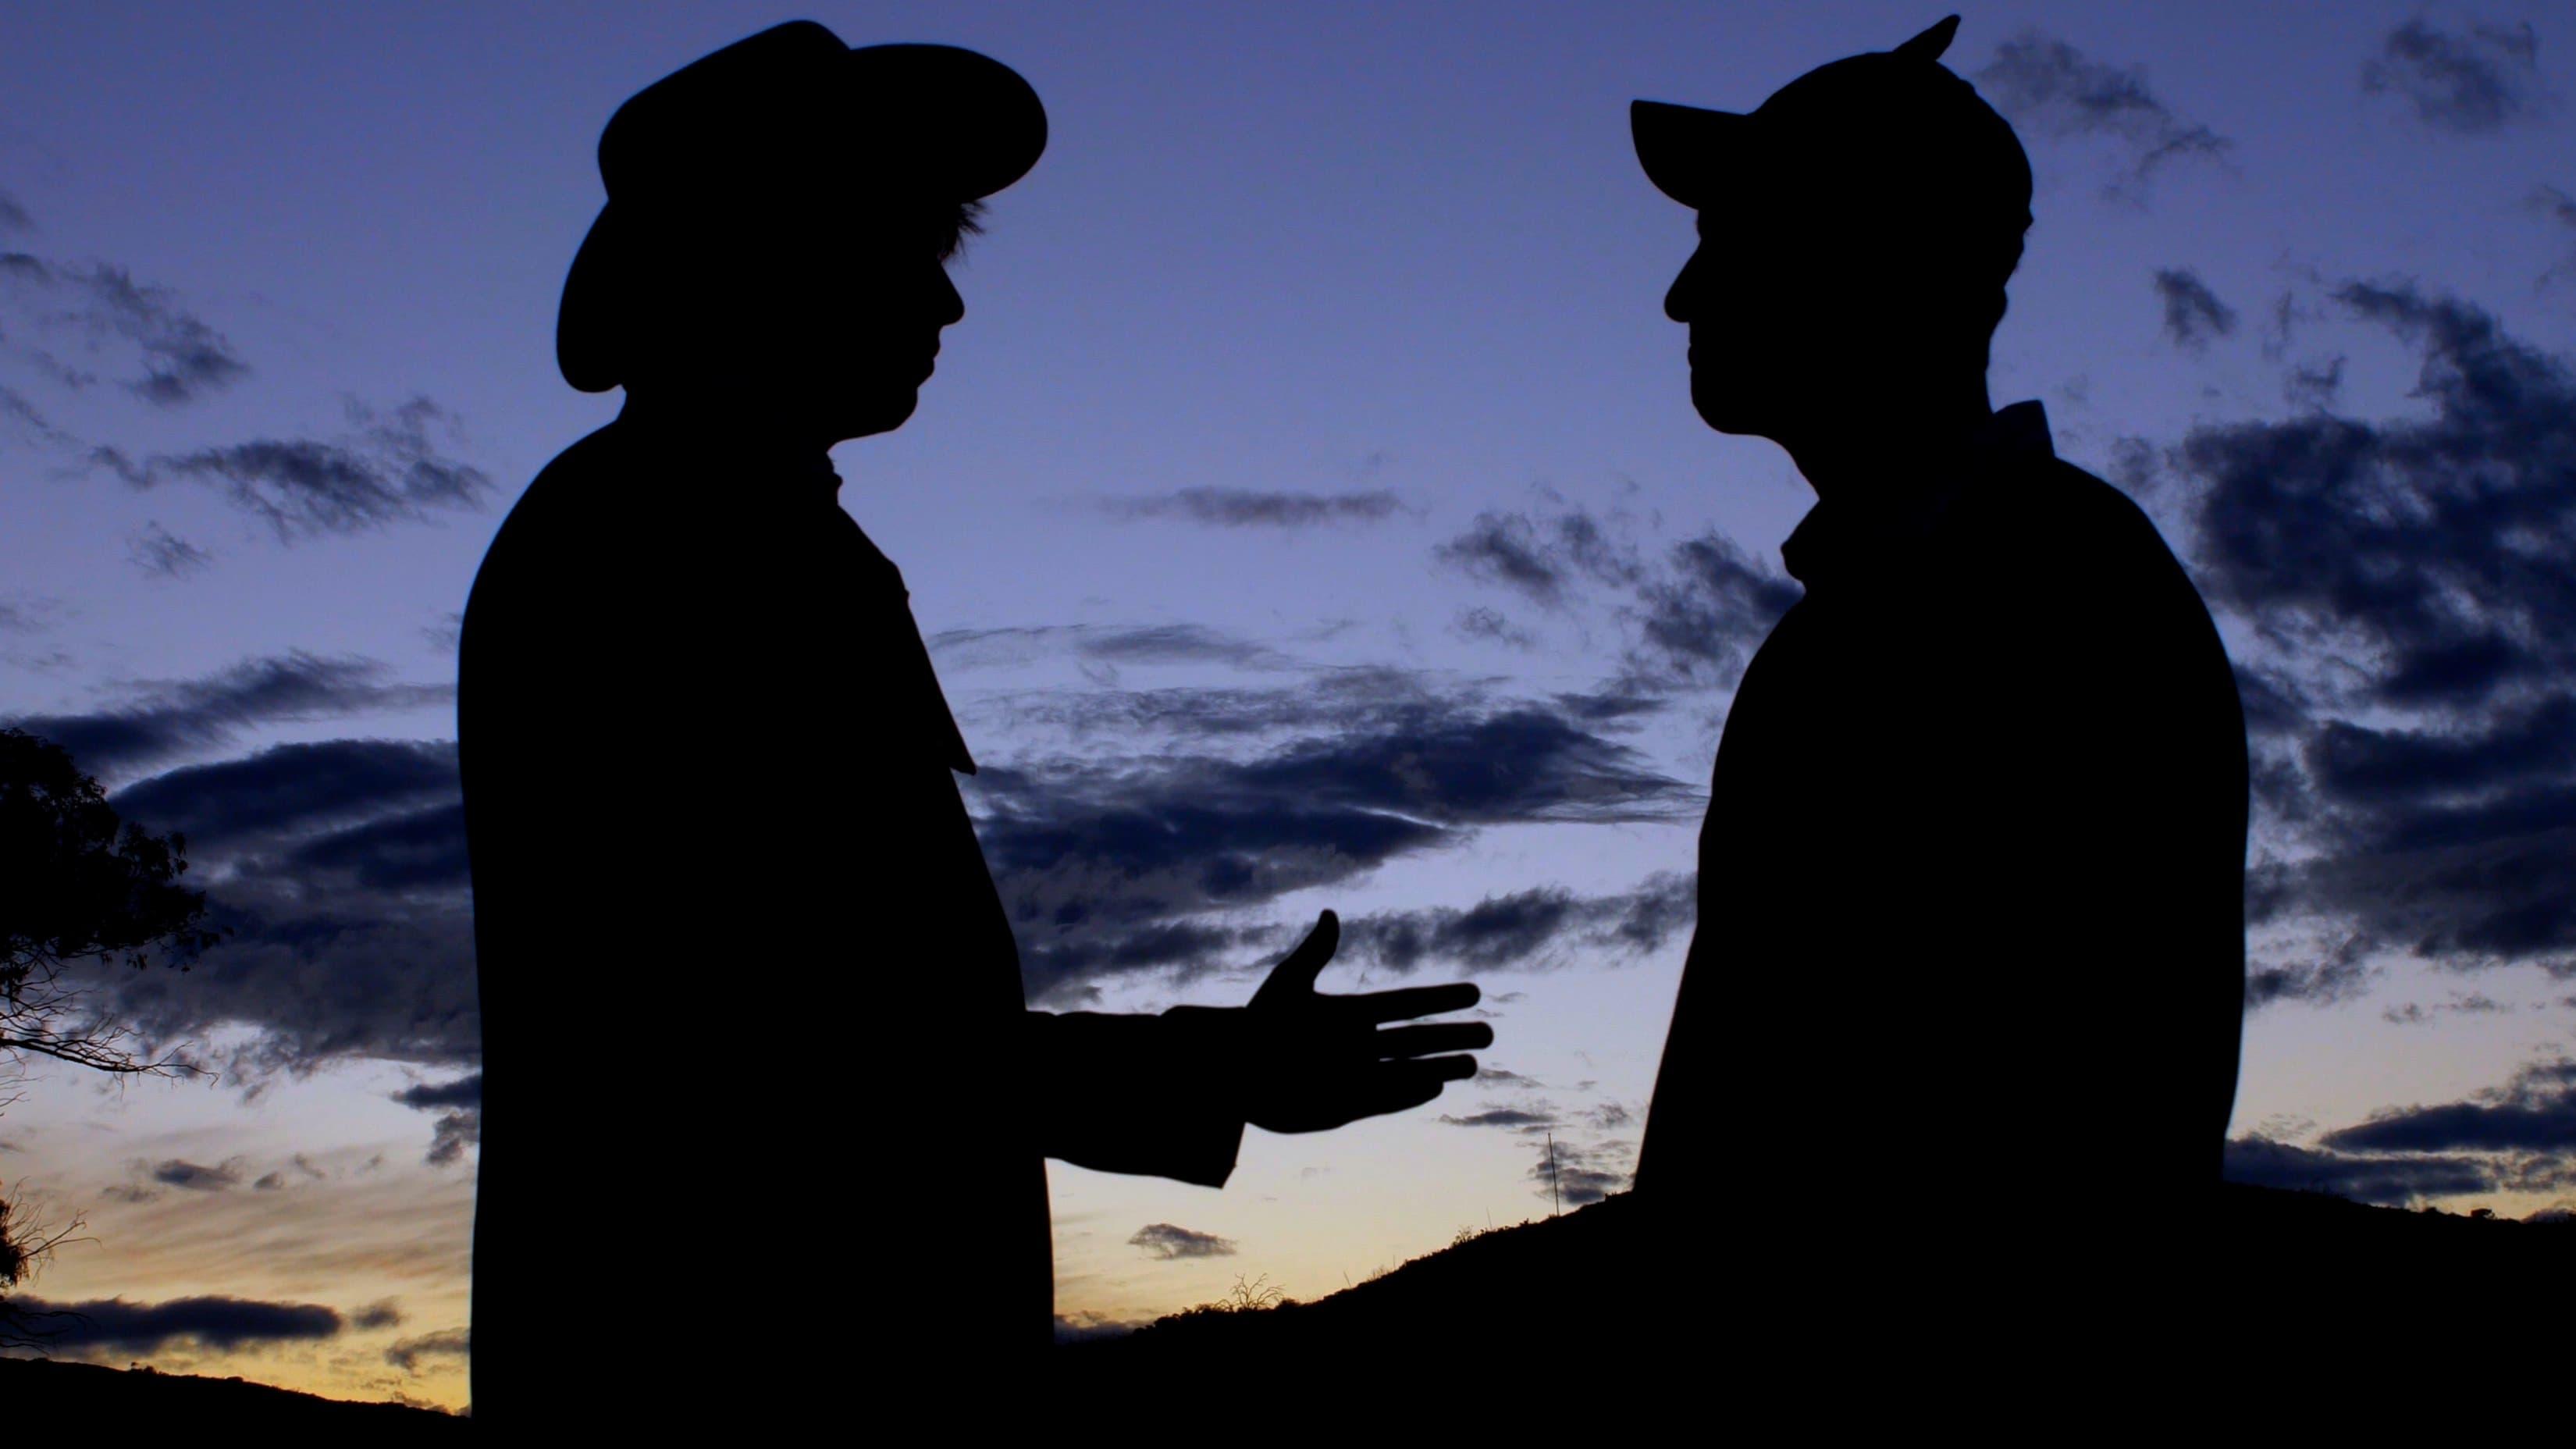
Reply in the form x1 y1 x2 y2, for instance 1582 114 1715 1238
1627 16 2248 1316
459 23 1489 1421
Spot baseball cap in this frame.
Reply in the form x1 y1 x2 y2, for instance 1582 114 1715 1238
1631 16 2030 235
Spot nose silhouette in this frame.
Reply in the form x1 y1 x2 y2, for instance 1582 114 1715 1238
1663 250 1699 323
935 265 966 329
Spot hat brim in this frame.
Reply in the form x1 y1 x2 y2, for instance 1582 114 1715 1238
1631 99 1749 208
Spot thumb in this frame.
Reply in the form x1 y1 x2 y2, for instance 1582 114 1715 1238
1251 910 1339 1010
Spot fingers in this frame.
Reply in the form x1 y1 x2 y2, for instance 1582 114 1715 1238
1343 981 1481 1025
1250 910 1339 1010
1372 1021 1494 1059
1350 1056 1478 1120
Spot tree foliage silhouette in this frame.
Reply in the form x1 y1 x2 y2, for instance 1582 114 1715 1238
0 725 224 1080
2 727 223 1350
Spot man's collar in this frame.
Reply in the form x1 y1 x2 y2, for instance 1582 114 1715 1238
1778 400 2054 587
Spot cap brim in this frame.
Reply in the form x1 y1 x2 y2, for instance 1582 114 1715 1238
557 204 624 393
844 44 1048 201
1631 99 1748 208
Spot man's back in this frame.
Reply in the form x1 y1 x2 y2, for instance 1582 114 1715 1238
1639 411 2248 1262
459 420 1044 1415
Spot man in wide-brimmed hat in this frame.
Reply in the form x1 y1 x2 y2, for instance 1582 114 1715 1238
460 22 1492 1419
1627 15 2248 1314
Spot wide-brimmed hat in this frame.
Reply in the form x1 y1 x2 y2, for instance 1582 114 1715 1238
557 20 1047 392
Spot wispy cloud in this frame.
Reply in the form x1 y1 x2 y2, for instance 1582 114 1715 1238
1128 1223 1237 1259
1098 487 1406 527
89 397 490 539
1436 501 1798 694
127 521 214 578
2361 17 2550 134
2153 267 2239 351
6 651 454 776
0 250 250 404
1973 30 2231 198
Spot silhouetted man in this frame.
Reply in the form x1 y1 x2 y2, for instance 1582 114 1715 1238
1627 17 2247 1307
459 23 1489 1420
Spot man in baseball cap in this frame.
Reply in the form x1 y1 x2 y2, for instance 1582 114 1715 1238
459 22 1491 1421
1626 16 2248 1333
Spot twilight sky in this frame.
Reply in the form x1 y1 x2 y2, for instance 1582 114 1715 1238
5 0 2576 1412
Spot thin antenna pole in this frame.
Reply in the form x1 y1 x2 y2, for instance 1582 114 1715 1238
1547 1131 1560 1218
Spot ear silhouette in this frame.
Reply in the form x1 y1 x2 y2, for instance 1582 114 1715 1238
1895 14 1961 62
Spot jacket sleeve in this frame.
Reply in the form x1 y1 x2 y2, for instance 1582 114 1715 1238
1021 1005 1248 1187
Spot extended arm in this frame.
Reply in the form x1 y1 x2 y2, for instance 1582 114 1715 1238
1022 913 1490 1184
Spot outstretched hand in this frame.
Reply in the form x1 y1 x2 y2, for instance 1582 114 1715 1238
1240 910 1489 1134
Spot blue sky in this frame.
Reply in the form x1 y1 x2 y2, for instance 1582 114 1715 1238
5 1 2576 1410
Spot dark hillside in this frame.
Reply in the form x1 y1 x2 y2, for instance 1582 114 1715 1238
0 1358 466 1433
1057 1184 2571 1398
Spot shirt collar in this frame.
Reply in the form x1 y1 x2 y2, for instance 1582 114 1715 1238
1778 399 2055 588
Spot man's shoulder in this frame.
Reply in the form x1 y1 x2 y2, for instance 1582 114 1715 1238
461 425 678 673
1953 453 2197 595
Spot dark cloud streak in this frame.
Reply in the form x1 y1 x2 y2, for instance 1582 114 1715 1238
2361 18 2548 134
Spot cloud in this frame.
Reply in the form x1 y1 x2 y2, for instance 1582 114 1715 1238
0 251 250 404
1341 874 1694 974
2361 18 2549 134
424 612 463 655
1973 30 2231 198
65 738 479 1077
1452 606 1536 649
109 739 458 845
252 1171 286 1191
393 1074 482 1168
350 1299 405 1331
105 859 480 1076
2176 281 2576 981
1621 533 1802 692
1436 509 1633 610
89 396 489 539
6 1294 346 1353
977 686 1696 1002
0 383 71 445
2228 1059 2576 1206
126 521 213 578
1055 1311 1150 1344
2244 944 2373 1009
932 623 1294 674
2154 268 2239 351
2320 1059 2576 1153
1099 488 1405 527
149 1159 241 1191
1127 1223 1238 1260
1438 1106 1557 1130
2222 1134 2495 1205
0 188 29 233
2535 186 2576 288
1436 503 1797 692
7 652 453 777
382 1326 470 1373
391 1074 482 1111
1528 1135 1630 1206
0 594 61 634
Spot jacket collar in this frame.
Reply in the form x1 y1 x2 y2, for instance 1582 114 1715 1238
1778 400 2054 589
